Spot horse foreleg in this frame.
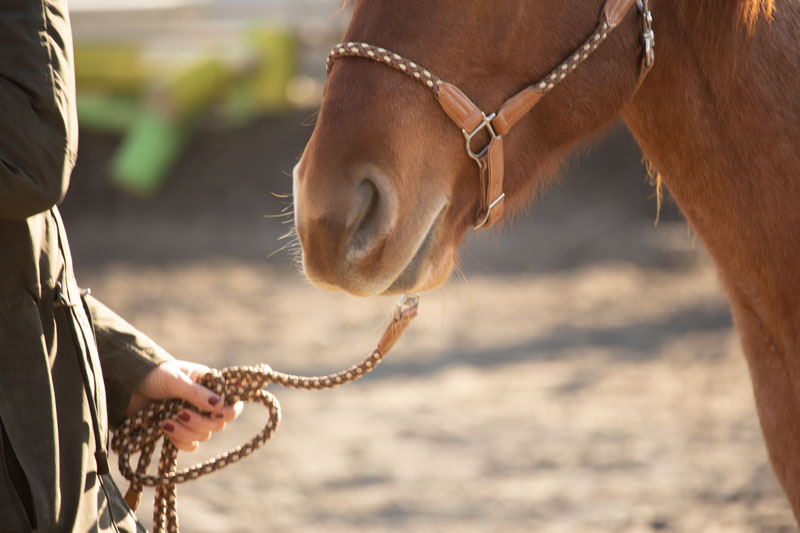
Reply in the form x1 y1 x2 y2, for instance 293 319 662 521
731 298 800 523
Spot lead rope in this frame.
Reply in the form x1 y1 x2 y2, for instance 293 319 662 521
112 294 420 533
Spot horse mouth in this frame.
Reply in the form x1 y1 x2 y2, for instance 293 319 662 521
382 203 449 294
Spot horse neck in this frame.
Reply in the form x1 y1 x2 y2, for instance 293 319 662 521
620 0 800 319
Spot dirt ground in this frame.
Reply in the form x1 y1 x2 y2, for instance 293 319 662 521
60 115 796 532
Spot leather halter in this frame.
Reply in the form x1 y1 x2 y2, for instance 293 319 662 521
327 0 655 228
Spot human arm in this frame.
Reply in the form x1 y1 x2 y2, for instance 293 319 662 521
85 295 243 451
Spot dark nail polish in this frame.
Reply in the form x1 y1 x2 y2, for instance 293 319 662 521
208 395 221 407
178 411 191 423
163 422 175 433
213 412 225 419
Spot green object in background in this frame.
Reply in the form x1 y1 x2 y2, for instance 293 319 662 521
110 109 188 197
108 58 232 196
76 93 141 133
73 25 296 196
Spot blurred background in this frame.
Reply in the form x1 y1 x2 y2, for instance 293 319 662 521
62 1 794 531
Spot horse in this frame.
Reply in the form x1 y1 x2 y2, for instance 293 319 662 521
292 0 800 522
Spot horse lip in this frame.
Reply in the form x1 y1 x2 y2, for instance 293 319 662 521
382 202 448 294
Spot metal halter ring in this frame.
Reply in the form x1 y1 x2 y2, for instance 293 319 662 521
462 112 499 165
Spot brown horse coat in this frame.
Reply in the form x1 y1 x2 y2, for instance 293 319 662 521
295 0 800 521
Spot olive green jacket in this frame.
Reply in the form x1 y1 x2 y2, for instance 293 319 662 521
0 1 172 531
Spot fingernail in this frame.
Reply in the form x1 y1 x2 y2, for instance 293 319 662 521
213 412 225 419
208 395 221 407
178 411 191 423
163 422 175 433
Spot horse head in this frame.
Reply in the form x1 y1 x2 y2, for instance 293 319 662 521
294 0 650 296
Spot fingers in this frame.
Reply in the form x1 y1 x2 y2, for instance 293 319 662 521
212 401 244 423
139 360 252 451
162 401 244 452
162 419 208 452
170 372 225 414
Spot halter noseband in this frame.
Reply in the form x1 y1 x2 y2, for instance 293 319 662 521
327 0 655 229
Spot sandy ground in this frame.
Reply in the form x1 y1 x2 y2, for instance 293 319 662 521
60 117 797 532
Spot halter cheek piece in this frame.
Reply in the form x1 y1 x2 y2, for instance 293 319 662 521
327 0 655 229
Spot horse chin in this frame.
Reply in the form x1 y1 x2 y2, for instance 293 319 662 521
380 204 450 294
302 248 454 297
382 243 455 296
363 204 455 296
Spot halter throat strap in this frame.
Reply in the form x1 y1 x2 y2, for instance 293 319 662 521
327 0 654 229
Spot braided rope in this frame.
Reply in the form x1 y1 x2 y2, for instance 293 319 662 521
533 20 611 95
326 42 441 95
325 18 612 101
112 296 419 533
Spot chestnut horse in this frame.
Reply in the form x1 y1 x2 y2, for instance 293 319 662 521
293 0 800 521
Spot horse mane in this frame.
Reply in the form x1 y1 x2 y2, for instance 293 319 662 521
684 0 775 31
741 0 776 26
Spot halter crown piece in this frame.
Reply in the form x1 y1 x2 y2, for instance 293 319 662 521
327 0 655 229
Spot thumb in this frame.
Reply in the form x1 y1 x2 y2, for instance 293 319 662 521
167 371 223 413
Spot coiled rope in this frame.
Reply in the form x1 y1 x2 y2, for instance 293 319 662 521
111 295 420 533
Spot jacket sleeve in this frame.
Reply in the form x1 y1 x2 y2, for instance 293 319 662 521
84 295 174 428
0 0 78 221
0 103 73 220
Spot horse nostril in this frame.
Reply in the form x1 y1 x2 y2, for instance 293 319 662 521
349 178 388 259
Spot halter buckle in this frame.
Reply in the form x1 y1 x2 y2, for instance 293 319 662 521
394 293 420 321
473 192 506 229
637 0 655 68
642 29 655 67
462 112 498 165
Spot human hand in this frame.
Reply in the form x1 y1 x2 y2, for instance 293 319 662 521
127 360 245 451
